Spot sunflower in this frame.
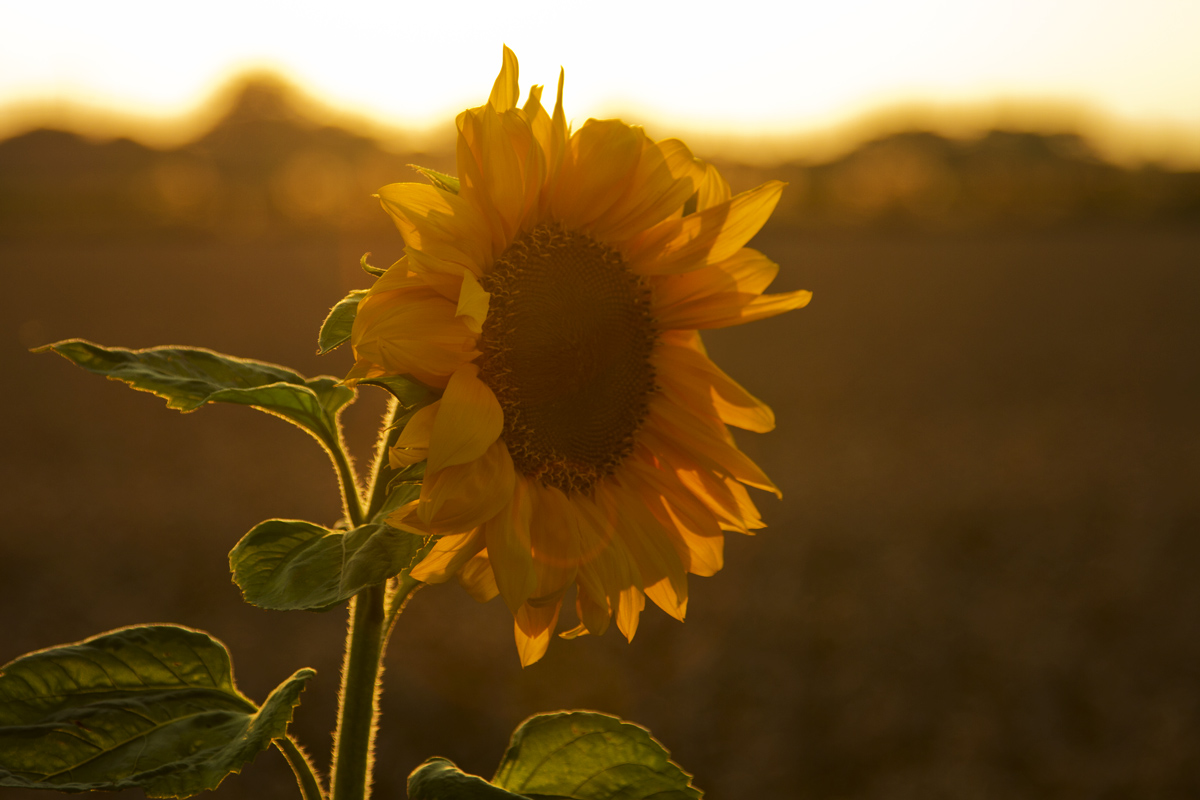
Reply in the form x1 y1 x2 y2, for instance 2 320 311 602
348 46 811 666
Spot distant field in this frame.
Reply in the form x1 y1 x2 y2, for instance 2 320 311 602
3 226 1199 799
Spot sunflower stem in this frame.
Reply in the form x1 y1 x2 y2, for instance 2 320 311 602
328 396 419 800
330 584 387 800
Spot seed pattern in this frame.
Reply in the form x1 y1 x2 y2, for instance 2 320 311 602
478 224 658 493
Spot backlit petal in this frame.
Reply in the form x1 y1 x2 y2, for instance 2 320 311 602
428 363 503 473
418 438 515 532
626 181 785 275
484 477 537 613
514 593 564 667
405 525 485 584
654 343 776 432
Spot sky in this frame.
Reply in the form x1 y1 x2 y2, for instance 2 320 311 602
3 0 1199 163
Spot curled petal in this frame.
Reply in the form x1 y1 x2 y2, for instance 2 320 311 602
377 182 491 274
695 159 732 211
428 363 503 473
351 278 479 388
405 525 485 584
455 270 491 334
418 438 515 533
389 400 439 468
458 550 499 602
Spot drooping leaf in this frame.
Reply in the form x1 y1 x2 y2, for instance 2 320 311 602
230 507 429 612
36 340 353 449
410 165 461 195
492 712 702 800
408 758 528 800
0 625 313 798
318 289 369 355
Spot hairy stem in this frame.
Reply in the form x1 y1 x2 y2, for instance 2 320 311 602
330 583 387 800
276 735 326 800
328 396 416 800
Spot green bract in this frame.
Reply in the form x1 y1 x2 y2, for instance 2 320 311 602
319 289 370 355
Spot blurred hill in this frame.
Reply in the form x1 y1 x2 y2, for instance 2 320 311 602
2 77 1198 241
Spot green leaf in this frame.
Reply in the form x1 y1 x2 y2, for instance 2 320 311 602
492 712 702 800
409 758 528 800
36 340 353 450
230 506 429 612
318 289 369 355
230 520 346 611
0 625 313 798
360 252 388 277
410 164 461 194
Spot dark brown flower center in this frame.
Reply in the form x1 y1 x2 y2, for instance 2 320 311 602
478 224 657 493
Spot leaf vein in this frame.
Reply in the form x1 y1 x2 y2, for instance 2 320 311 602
40 708 239 781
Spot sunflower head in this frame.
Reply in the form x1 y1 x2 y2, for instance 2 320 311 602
350 46 811 666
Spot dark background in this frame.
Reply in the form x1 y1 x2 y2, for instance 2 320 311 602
3 79 1199 799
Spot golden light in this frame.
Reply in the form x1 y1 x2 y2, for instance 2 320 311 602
2 0 1199 164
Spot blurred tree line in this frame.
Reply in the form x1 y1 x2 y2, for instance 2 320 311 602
3 78 1198 242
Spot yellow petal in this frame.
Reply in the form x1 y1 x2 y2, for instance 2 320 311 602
404 524 485 583
457 106 543 249
646 396 781 498
652 247 780 312
513 593 564 667
550 119 644 231
572 491 641 639
377 182 490 274
418 438 515 532
658 287 813 330
695 159 732 211
457 549 499 602
352 282 480 388
626 181 785 275
589 137 702 245
483 477 537 613
528 484 581 597
389 400 440 468
616 585 645 641
598 482 688 622
626 453 725 578
638 428 764 534
488 45 520 112
654 343 775 432
428 363 503 473
454 270 490 334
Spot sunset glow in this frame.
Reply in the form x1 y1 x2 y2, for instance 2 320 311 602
3 0 1199 163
